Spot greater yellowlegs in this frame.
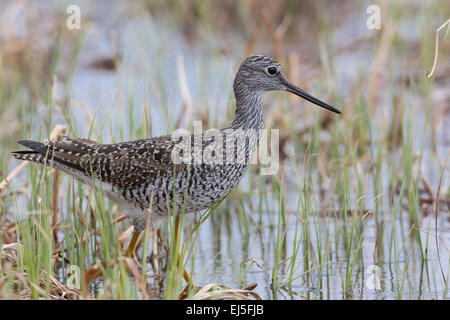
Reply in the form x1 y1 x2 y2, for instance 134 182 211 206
12 55 340 281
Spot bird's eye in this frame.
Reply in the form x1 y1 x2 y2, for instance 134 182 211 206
265 66 278 76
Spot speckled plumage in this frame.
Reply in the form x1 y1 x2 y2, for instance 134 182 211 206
12 55 340 231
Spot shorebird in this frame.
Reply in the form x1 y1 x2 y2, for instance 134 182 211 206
12 55 340 283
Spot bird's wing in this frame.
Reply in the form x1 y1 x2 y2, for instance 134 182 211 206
79 135 186 189
13 135 188 190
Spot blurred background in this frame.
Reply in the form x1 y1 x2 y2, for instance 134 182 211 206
0 0 449 300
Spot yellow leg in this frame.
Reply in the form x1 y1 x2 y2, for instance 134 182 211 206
152 229 160 275
125 232 140 257
183 269 193 285
175 215 194 286
125 224 193 286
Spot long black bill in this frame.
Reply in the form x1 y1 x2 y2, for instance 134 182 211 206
284 80 341 114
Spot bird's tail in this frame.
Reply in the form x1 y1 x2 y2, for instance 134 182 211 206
12 140 50 164
12 140 84 171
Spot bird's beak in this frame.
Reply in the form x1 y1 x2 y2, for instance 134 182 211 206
283 79 341 114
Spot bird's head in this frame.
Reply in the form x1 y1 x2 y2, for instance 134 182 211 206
234 55 340 114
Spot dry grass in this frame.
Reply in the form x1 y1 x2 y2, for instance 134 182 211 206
1 243 84 300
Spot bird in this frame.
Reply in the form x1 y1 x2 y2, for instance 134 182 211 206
12 54 340 283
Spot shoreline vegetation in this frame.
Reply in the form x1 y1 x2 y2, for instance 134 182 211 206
0 1 449 300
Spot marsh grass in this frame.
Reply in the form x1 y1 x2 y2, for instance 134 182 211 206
0 0 449 300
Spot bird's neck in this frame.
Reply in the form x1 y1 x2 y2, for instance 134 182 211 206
227 80 264 131
214 79 264 166
227 96 264 130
